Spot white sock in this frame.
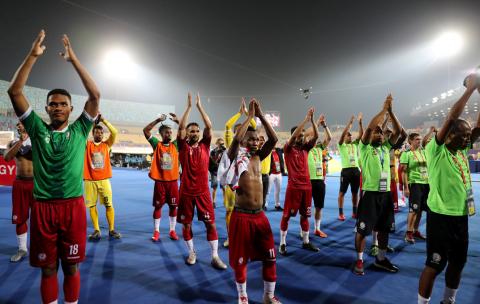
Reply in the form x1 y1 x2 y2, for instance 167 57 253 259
65 301 78 304
377 249 386 261
185 239 195 253
209 239 219 258
315 219 321 230
418 294 430 304
169 216 176 231
236 281 247 297
302 230 310 244
372 232 378 246
17 232 27 251
264 281 276 299
443 287 457 304
280 230 287 245
357 252 363 261
48 301 58 304
154 218 160 232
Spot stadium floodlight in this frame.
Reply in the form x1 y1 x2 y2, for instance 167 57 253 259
103 49 137 79
432 31 463 59
432 97 439 103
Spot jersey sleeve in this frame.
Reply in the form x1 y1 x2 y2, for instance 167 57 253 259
20 108 42 139
399 151 409 165
201 128 212 146
148 136 160 149
71 110 95 138
425 136 442 162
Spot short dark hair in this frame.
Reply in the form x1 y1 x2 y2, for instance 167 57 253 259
46 88 71 104
159 124 171 134
408 132 420 141
186 122 199 130
290 126 298 135
92 125 103 133
451 118 470 134
247 126 256 132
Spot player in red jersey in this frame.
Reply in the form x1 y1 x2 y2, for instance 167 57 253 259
177 93 227 270
279 107 320 256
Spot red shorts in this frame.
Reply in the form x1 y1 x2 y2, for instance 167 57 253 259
30 197 87 267
177 191 215 224
12 179 34 224
153 180 179 208
283 186 312 217
228 210 276 268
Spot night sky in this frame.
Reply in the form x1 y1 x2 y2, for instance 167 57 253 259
1 0 479 129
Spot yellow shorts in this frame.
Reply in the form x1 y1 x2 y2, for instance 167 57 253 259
224 187 235 211
84 179 113 208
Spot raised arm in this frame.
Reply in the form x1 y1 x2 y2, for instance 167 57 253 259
471 101 480 143
288 108 314 146
422 126 437 147
196 93 212 138
143 114 167 139
7 30 46 116
356 112 364 142
3 135 27 162
339 115 355 145
228 100 255 162
178 93 193 140
256 101 278 160
387 98 402 144
362 95 391 144
99 116 118 147
437 74 477 144
60 35 100 118
319 114 332 147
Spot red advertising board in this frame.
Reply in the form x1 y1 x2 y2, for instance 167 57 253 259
0 156 16 186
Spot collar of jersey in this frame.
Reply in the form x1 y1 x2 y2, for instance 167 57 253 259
50 124 70 133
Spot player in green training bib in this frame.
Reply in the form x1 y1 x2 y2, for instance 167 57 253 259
400 132 429 245
337 113 363 220
418 74 480 304
8 30 100 304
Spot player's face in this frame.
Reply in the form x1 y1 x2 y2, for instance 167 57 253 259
259 136 265 148
188 125 200 144
46 94 72 126
216 139 225 148
246 131 259 152
16 123 26 136
448 121 472 150
93 128 103 143
295 130 305 145
345 132 353 144
161 128 173 142
371 126 384 146
410 136 422 149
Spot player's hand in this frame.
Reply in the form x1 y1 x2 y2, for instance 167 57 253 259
240 97 247 114
159 114 167 121
59 34 78 62
196 93 202 107
248 99 255 118
465 74 477 92
20 132 29 142
318 113 326 127
30 30 46 57
383 94 393 112
404 188 410 198
430 126 437 133
253 99 263 117
95 114 102 125
169 113 179 124
357 112 363 122
305 107 315 121
187 92 192 107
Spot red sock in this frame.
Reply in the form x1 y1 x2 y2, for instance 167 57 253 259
182 225 193 241
234 263 247 283
280 216 289 231
300 216 309 232
153 207 161 219
262 261 277 282
41 274 58 304
205 224 218 241
63 271 80 303
16 222 28 235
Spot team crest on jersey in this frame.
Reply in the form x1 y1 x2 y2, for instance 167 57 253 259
181 215 185 220
432 253 441 264
45 136 50 144
238 257 244 265
359 222 366 230
372 149 378 155
38 253 47 261
66 131 70 139
12 215 17 221
413 203 418 210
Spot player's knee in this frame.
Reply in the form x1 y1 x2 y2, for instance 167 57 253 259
16 222 28 235
182 224 193 240
41 263 58 277
61 262 78 276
